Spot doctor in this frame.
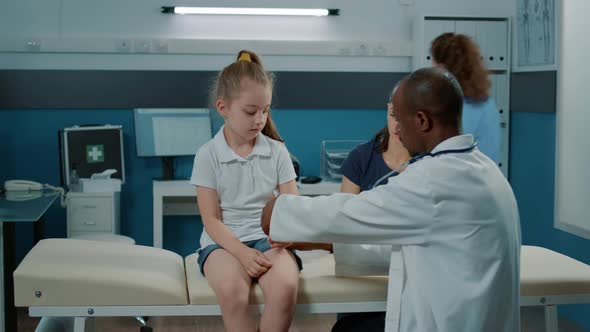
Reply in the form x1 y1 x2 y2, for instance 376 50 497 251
262 67 521 332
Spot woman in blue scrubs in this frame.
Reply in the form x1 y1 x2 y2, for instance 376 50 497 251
430 33 500 163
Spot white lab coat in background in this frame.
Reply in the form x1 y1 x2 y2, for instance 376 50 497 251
270 135 521 332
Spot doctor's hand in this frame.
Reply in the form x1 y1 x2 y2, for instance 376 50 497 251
261 195 279 235
288 242 334 252
268 237 292 249
237 247 273 278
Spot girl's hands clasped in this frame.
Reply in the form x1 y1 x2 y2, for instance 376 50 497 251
237 247 273 278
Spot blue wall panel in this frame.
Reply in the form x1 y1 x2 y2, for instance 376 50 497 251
0 108 387 260
510 111 590 329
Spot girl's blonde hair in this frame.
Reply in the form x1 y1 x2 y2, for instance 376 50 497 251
211 50 283 142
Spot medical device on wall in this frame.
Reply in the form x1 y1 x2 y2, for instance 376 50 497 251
58 125 126 239
134 108 212 180
58 125 125 190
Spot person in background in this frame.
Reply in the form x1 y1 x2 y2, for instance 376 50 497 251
191 50 301 332
431 32 501 163
340 101 411 194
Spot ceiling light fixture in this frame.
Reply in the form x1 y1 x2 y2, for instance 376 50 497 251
161 6 339 16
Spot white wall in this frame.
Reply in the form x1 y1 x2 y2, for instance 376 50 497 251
0 0 513 71
554 0 590 239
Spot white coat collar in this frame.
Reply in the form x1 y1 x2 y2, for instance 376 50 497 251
430 134 475 155
214 126 271 163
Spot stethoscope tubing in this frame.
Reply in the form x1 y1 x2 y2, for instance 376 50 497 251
371 141 478 189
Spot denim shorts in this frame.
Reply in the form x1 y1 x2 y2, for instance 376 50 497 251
197 238 302 276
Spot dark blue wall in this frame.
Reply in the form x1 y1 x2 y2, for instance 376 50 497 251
510 111 590 329
0 108 386 259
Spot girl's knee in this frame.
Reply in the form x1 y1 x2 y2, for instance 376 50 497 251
215 281 250 306
266 280 298 306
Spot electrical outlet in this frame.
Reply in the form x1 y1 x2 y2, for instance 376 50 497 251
115 39 132 53
339 47 352 56
355 44 369 56
134 39 150 53
153 39 168 53
25 39 41 52
373 45 387 56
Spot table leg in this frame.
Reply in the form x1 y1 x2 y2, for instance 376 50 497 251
153 194 163 248
3 222 16 332
33 217 44 245
0 222 4 332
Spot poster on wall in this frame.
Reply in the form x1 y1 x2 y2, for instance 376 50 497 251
515 0 556 71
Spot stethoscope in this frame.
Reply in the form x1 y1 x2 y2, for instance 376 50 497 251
371 141 478 189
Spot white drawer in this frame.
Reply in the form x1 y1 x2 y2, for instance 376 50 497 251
69 231 115 238
68 197 112 232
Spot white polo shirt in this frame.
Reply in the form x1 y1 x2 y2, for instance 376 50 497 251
191 126 297 248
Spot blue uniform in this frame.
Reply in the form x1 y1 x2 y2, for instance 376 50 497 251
462 97 500 163
341 139 392 191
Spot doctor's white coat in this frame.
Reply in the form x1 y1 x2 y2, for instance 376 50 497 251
270 135 521 332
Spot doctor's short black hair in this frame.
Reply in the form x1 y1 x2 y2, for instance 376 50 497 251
402 67 464 128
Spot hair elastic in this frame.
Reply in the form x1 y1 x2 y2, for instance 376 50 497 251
237 53 252 62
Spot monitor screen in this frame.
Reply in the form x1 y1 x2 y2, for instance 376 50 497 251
134 109 212 157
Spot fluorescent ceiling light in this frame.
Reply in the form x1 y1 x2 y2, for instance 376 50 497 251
161 7 339 16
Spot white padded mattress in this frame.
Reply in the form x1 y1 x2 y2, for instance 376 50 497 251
14 239 189 306
14 240 590 308
520 245 590 296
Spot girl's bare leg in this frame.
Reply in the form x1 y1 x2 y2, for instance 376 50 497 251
204 249 257 332
257 248 300 332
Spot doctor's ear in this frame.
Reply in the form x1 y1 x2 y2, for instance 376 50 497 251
415 110 432 132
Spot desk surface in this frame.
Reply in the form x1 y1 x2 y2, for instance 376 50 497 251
0 191 59 222
0 190 58 332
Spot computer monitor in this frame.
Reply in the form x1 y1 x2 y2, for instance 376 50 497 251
134 109 212 180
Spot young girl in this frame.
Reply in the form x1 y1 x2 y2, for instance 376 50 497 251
190 50 301 332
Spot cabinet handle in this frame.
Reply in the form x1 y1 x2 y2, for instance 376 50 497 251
84 221 96 225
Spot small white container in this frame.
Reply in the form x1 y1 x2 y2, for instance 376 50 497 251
78 178 122 192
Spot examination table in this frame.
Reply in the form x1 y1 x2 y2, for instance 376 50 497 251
14 239 590 332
